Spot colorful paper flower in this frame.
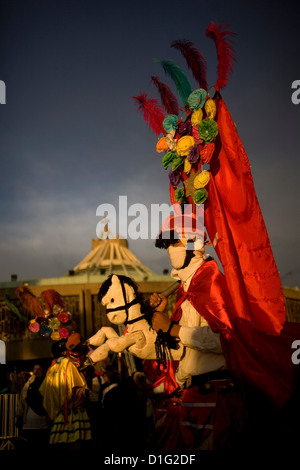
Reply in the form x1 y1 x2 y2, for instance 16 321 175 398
57 312 71 324
162 151 177 169
59 328 69 339
193 188 208 204
194 170 210 189
165 130 177 151
204 98 216 119
172 156 184 171
51 331 61 341
163 114 178 133
191 108 203 126
187 89 207 111
200 143 215 163
187 144 200 164
169 170 180 188
184 158 192 174
28 321 40 333
192 125 201 143
198 119 218 143
40 326 52 337
49 318 61 330
174 187 185 203
176 136 195 156
156 136 169 153
178 120 192 137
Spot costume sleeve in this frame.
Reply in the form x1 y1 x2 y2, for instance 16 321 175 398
179 325 223 353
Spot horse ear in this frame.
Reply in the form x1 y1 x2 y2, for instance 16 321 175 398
111 275 119 285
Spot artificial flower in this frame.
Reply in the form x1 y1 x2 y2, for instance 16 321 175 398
194 170 210 188
177 120 192 137
174 187 185 203
187 144 200 163
191 108 203 126
51 331 61 341
172 156 184 171
40 326 52 337
59 328 69 339
198 119 218 143
193 188 208 204
163 114 178 133
156 136 169 153
28 322 40 333
192 125 201 143
187 89 207 111
176 136 195 156
200 142 215 163
162 151 177 169
49 318 61 330
184 158 192 174
169 170 180 188
204 98 217 119
57 311 71 324
165 130 177 151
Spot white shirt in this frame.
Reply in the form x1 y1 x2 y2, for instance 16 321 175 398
171 254 226 388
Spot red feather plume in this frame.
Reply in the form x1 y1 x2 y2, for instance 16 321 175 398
40 289 66 312
205 22 236 89
151 76 179 115
16 285 44 316
132 93 165 136
171 39 208 91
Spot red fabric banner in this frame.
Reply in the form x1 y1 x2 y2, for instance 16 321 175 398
204 97 286 335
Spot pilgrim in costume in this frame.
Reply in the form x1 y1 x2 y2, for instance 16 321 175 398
133 24 300 450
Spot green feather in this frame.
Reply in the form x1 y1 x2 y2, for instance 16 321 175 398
4 294 28 323
156 59 192 105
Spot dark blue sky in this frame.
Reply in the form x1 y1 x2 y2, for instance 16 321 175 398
0 0 299 286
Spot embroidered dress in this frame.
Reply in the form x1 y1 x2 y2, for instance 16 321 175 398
39 357 92 445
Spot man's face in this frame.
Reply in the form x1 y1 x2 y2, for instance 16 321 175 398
33 365 44 377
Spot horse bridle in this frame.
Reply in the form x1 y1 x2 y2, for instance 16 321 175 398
105 277 147 326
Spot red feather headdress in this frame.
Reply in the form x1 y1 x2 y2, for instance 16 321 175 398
171 39 208 91
206 22 236 90
132 93 165 136
151 76 179 115
40 289 66 312
16 285 44 316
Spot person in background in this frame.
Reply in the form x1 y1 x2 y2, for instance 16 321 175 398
39 336 92 451
16 364 49 449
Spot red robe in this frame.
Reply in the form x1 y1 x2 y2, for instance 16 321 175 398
171 259 300 410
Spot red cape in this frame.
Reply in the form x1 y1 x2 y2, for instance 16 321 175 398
171 260 300 410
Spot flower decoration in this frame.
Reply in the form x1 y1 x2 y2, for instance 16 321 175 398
58 311 71 323
169 170 180 188
184 158 192 175
187 144 200 164
178 120 192 137
204 98 217 119
40 326 52 337
191 108 203 126
192 125 201 143
187 89 207 111
172 156 184 171
198 119 218 143
59 328 69 339
156 136 169 153
193 188 208 204
194 170 210 189
174 187 185 203
29 321 40 333
49 318 61 330
51 331 61 341
200 143 215 164
165 131 177 151
162 151 177 169
176 136 195 156
163 114 178 133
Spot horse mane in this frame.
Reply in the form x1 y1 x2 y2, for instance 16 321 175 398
97 274 155 326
